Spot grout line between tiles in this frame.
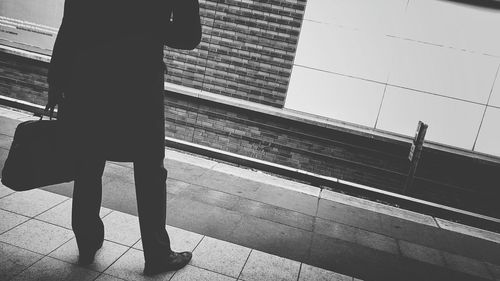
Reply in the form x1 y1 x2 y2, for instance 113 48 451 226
236 248 253 281
0 212 30 236
33 197 72 218
7 249 46 280
296 262 303 281
103 246 136 279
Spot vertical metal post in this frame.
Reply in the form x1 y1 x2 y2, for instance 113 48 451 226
404 121 428 194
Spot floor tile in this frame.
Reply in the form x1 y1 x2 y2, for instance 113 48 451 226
171 265 236 281
211 162 320 197
175 183 241 210
104 248 174 281
166 150 218 170
10 256 99 281
0 219 73 254
167 159 213 183
94 273 127 281
0 208 29 233
35 198 65 229
442 251 492 280
0 116 20 136
166 178 191 195
486 262 500 280
133 225 204 252
102 211 141 246
308 233 403 280
191 236 251 278
0 189 68 217
0 183 15 198
189 170 262 200
35 199 112 230
229 214 312 262
298 263 352 281
435 218 500 244
167 225 204 252
438 230 500 266
0 241 44 281
239 250 300 281
399 240 445 267
49 238 129 272
316 199 384 234
166 197 243 240
379 215 440 248
100 179 138 216
103 162 135 185
233 197 314 231
252 185 318 216
314 218 398 255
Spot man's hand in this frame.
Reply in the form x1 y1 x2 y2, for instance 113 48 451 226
45 85 63 119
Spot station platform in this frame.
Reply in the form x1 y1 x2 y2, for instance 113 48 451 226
1 106 499 281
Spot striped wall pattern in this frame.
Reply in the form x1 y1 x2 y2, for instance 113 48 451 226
163 0 306 107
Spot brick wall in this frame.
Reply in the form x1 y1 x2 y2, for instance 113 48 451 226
164 0 305 107
163 88 499 218
0 53 48 105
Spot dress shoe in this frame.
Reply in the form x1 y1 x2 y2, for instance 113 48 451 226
78 239 104 265
143 251 192 276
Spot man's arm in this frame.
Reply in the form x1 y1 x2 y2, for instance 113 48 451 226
164 0 202 50
47 1 73 112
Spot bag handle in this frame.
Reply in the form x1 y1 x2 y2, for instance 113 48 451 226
44 104 55 120
34 107 55 120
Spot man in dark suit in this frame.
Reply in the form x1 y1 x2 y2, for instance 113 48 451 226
46 0 201 275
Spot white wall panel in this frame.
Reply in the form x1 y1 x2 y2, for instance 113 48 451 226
474 107 500 157
489 71 500 108
295 21 393 82
0 0 63 27
285 66 385 127
376 86 484 149
401 0 500 57
304 0 406 34
388 38 499 104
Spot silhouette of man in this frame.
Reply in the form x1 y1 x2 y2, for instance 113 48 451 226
46 0 201 275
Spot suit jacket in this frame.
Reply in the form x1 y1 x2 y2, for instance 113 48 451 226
49 0 201 161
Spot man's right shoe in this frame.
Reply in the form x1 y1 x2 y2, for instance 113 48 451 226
143 251 192 276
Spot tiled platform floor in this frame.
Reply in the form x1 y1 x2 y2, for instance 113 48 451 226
1 106 500 281
0 186 360 281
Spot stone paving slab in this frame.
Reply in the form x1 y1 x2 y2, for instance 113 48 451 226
10 256 99 281
0 242 43 281
436 218 500 244
0 219 74 255
0 188 363 281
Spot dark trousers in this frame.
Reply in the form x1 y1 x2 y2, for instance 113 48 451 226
71 156 172 265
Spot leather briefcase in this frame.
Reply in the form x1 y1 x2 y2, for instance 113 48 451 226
1 117 76 191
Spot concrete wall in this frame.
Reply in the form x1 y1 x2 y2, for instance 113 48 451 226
0 0 62 52
286 0 500 156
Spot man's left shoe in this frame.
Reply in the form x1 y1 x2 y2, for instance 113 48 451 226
143 251 192 276
78 239 104 265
